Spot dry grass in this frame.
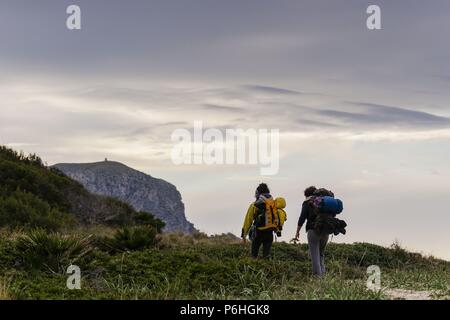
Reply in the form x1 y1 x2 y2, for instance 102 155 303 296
157 232 241 249
0 228 30 243
0 278 12 300
69 224 116 238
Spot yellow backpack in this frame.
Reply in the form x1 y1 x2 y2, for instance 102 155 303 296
254 197 279 231
275 197 287 231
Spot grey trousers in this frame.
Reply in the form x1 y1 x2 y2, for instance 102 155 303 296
307 230 329 276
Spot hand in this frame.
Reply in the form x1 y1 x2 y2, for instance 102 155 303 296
242 237 247 244
294 231 300 241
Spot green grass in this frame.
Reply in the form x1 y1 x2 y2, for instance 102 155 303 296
0 232 448 300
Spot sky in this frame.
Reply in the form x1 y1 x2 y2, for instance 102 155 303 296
1 0 449 259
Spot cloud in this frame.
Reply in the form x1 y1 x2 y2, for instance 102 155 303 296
241 85 301 95
202 104 245 112
295 118 342 129
432 74 450 83
4 142 39 148
317 102 450 129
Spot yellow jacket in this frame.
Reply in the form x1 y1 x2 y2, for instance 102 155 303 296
241 197 287 238
242 203 257 238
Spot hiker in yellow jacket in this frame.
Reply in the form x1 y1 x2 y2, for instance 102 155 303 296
241 183 287 258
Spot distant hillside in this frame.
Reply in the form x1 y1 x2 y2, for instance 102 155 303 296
0 146 163 230
53 161 196 234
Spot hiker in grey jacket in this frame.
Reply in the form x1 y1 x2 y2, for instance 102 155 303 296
295 186 329 276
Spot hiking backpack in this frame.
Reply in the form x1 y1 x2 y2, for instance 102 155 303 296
313 214 347 236
309 192 347 235
311 196 343 215
254 198 280 231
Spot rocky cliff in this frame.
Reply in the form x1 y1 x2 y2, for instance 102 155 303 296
54 161 195 233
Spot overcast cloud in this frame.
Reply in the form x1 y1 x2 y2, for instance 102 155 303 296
1 1 449 259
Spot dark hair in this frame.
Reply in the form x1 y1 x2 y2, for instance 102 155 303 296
314 188 334 197
304 186 317 197
256 183 270 195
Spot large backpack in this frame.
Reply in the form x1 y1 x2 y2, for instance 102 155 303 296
254 197 279 231
313 214 347 236
309 192 346 235
275 197 287 235
275 197 287 224
311 196 343 215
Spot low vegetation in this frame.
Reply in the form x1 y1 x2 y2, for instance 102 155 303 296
16 229 93 274
0 231 448 300
104 226 159 252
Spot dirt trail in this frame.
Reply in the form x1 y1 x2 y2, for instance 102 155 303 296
384 288 433 300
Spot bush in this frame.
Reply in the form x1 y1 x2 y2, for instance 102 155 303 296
16 229 93 273
133 211 165 232
107 226 159 252
0 190 75 231
0 146 44 167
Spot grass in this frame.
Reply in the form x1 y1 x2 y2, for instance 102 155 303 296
0 277 12 300
0 231 448 300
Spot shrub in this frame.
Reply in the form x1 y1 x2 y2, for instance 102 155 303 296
0 146 43 167
0 190 75 231
107 226 158 252
133 211 165 232
16 229 93 273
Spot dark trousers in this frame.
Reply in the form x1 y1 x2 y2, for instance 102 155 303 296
251 229 273 258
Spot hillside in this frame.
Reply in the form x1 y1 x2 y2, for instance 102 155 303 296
0 146 163 230
53 161 196 234
0 232 448 300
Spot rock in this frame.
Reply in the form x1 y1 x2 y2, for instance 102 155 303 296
53 161 196 234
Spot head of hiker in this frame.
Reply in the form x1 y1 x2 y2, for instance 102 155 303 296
304 186 317 198
255 183 271 199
